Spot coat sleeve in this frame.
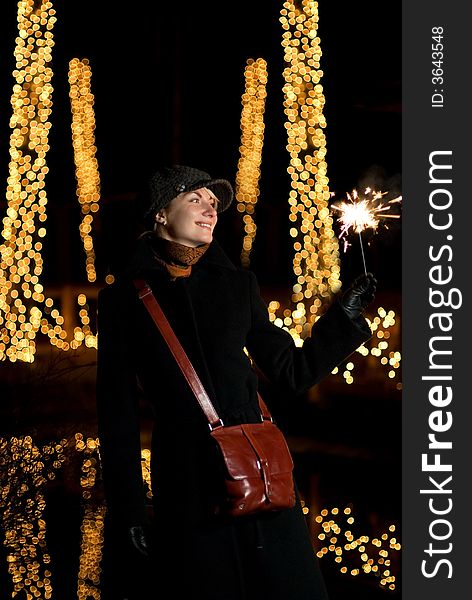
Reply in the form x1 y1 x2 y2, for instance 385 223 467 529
96 286 147 527
245 271 372 395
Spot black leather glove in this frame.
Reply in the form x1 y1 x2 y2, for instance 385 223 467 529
340 272 377 320
128 525 151 557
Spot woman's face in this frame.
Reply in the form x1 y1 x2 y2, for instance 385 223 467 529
156 187 218 247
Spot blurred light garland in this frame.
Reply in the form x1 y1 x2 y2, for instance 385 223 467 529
0 0 57 363
312 505 400 591
68 58 101 284
0 435 67 599
257 0 402 386
236 58 268 268
279 0 341 326
0 1 98 363
331 307 401 385
75 434 104 600
141 448 153 499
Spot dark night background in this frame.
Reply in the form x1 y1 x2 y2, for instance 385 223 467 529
0 1 401 598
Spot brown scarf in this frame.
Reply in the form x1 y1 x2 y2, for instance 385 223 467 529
151 236 209 279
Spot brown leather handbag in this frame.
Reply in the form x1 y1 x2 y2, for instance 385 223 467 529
134 279 296 517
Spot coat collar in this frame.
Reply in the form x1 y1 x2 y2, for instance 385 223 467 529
195 237 237 272
118 233 237 280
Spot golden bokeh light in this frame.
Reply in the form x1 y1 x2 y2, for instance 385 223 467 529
69 58 101 284
280 0 341 319
0 2 98 362
314 506 400 591
0 0 57 362
236 58 268 267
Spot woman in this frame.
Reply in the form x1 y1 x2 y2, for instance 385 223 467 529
96 165 376 599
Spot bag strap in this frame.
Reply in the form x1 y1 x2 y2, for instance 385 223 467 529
133 278 273 427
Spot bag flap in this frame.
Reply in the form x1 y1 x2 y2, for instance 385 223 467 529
211 422 294 480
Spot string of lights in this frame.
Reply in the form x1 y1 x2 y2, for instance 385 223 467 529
68 58 101 284
75 434 105 600
236 58 268 268
0 0 57 363
279 0 342 327
141 448 153 500
0 435 68 599
247 1 402 386
0 1 99 363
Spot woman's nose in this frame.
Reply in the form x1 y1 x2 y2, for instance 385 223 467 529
204 203 217 217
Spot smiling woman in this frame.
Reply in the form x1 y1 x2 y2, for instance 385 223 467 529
95 164 376 599
154 187 219 247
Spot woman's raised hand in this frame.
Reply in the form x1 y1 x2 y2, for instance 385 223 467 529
340 273 377 320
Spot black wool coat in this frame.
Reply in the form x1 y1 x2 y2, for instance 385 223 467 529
96 236 372 600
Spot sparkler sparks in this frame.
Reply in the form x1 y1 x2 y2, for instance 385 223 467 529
331 188 402 273
332 188 402 250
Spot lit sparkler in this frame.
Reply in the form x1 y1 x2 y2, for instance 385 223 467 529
331 188 401 274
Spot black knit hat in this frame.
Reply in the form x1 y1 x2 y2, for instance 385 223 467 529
142 165 233 228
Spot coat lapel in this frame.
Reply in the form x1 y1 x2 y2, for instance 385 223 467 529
125 236 237 416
